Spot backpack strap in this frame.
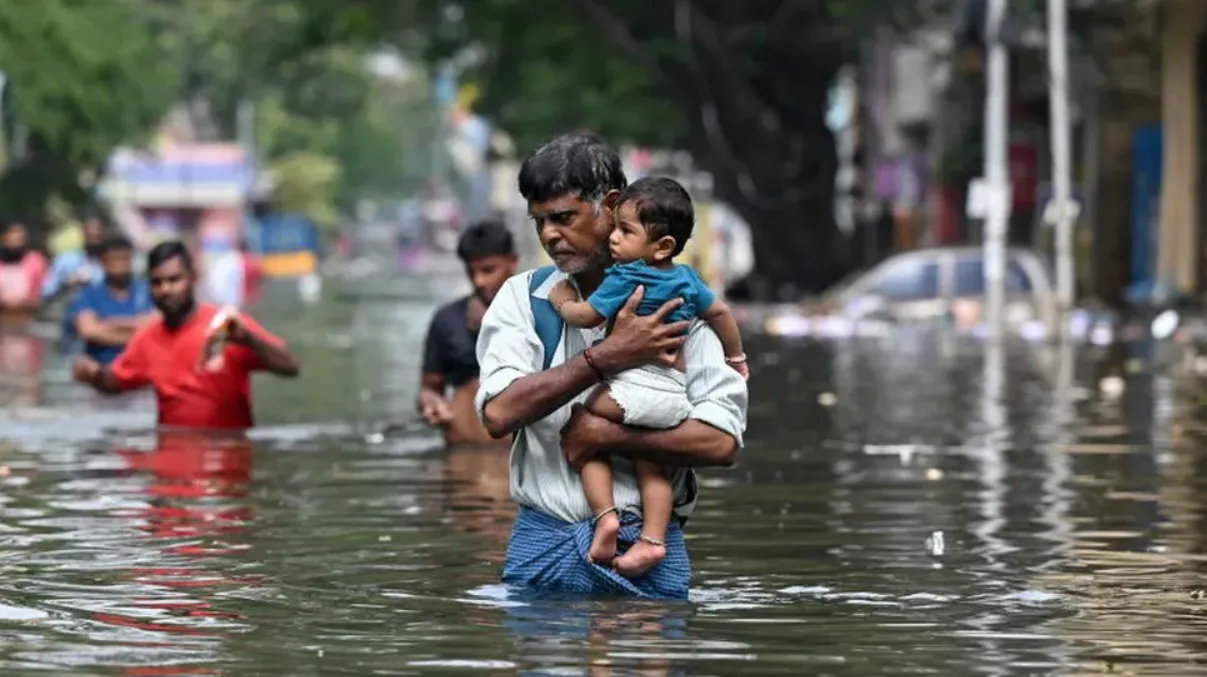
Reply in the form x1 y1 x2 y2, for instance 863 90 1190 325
528 265 563 370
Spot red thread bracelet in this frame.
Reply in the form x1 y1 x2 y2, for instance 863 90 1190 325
583 347 606 381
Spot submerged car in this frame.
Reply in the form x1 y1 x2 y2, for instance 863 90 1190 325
807 246 1058 329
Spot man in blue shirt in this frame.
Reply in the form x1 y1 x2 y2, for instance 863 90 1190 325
44 215 105 302
68 235 156 365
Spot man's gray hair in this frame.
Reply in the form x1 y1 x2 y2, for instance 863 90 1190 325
517 132 627 206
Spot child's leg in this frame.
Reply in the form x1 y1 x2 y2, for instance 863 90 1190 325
581 385 625 565
613 459 671 579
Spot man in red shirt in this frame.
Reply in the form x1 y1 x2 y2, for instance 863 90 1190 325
72 240 299 430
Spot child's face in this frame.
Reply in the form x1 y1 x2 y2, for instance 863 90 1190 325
609 201 677 265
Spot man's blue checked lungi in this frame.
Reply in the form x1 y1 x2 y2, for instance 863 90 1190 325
502 506 691 599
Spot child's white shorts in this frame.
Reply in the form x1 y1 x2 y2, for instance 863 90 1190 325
605 364 691 429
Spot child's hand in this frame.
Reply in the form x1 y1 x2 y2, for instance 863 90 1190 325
548 280 578 306
730 361 750 380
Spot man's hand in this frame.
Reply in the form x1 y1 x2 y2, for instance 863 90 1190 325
560 404 618 471
548 279 578 307
72 355 101 384
731 361 750 380
592 286 688 372
418 390 454 426
223 311 252 345
67 270 92 288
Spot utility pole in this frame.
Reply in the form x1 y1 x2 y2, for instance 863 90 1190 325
983 0 1011 337
1046 0 1077 317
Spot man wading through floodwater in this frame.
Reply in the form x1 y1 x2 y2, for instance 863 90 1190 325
475 133 748 598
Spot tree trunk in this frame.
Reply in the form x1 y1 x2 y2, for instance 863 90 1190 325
689 89 848 301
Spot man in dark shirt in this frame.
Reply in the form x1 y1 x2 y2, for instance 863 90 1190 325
418 220 517 445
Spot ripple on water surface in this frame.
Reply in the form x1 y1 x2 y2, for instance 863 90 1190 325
5 291 1207 674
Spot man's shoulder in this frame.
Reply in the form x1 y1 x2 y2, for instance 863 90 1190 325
76 281 108 305
432 296 471 325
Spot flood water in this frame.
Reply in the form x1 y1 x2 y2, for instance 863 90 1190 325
3 268 1207 675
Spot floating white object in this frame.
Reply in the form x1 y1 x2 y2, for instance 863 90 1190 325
299 273 322 304
817 392 837 407
1099 376 1125 399
925 530 945 556
1152 310 1179 340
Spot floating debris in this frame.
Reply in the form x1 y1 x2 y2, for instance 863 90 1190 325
925 530 945 557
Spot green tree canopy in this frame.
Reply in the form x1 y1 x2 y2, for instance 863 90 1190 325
0 0 175 228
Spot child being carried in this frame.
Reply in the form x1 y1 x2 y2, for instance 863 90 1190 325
548 176 747 578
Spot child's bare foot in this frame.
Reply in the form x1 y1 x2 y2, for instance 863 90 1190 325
588 510 619 565
613 535 665 578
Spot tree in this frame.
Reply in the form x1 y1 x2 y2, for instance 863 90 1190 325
0 0 175 229
389 1 954 297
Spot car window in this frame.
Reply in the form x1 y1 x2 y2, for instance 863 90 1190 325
870 259 940 301
953 257 1034 296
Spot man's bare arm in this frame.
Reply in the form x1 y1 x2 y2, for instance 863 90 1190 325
560 406 736 468
73 363 125 394
481 354 600 438
76 310 137 346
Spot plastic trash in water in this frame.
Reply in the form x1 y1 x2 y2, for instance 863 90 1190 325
1152 309 1179 340
862 443 936 465
925 530 945 557
1099 376 1125 399
299 273 322 305
1089 324 1114 346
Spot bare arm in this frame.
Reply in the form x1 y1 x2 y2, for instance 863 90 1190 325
481 352 600 439
418 371 446 410
556 299 607 328
242 331 299 377
563 406 736 467
547 279 606 327
86 368 126 394
560 320 748 469
417 371 453 426
76 310 139 346
72 357 133 394
700 300 744 359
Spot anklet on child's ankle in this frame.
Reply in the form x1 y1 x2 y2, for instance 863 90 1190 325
639 535 665 547
592 506 618 525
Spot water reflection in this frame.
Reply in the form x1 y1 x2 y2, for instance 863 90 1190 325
0 332 43 407
9 275 1207 674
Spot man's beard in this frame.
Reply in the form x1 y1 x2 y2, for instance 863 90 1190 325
158 296 196 326
105 273 133 290
553 243 611 275
0 246 25 264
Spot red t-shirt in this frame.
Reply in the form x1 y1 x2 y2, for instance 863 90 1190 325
109 303 284 430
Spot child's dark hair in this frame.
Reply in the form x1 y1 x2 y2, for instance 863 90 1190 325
617 176 694 256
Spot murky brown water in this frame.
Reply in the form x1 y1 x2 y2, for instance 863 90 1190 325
2 268 1207 675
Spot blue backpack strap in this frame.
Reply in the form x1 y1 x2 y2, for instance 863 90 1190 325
528 265 563 370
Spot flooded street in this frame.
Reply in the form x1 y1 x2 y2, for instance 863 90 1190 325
2 268 1207 675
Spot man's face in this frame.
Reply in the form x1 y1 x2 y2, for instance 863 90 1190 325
530 193 616 275
2 224 27 250
465 254 517 305
83 220 104 246
100 248 134 289
148 256 195 320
